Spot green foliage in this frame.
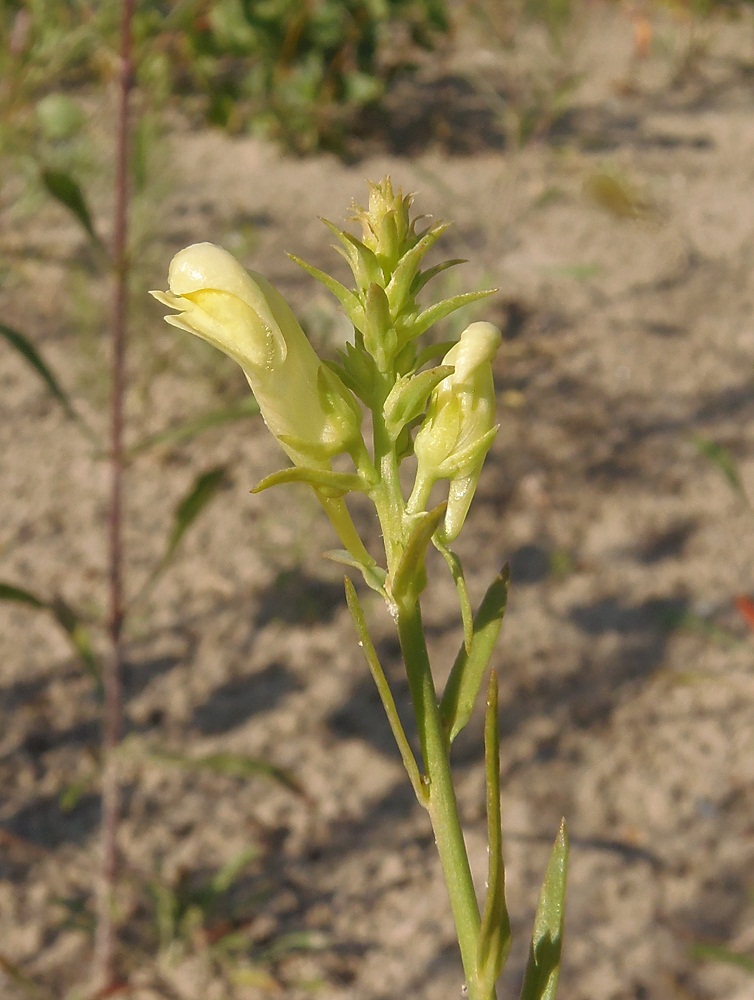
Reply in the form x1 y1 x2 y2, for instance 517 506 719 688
166 0 450 152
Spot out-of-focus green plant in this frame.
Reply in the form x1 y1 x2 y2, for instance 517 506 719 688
153 0 449 152
153 177 568 999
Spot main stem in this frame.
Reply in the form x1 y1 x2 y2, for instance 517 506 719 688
94 0 133 990
396 601 494 1000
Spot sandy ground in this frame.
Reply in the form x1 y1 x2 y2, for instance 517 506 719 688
2 5 754 999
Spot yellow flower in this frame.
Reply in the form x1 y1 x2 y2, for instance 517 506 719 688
409 322 501 541
150 242 360 469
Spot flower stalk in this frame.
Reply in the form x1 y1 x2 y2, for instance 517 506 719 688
154 177 568 999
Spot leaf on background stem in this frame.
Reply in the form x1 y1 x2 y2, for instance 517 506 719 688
0 582 46 609
440 566 509 743
41 169 104 251
128 398 259 456
1 322 79 422
691 942 754 973
50 597 101 687
344 577 426 803
0 582 100 687
162 465 228 569
519 821 569 1000
477 672 512 995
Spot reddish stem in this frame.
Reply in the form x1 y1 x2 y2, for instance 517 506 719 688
94 0 134 991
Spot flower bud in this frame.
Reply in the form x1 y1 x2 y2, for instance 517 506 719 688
410 322 501 541
151 242 361 468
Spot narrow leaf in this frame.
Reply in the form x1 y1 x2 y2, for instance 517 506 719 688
41 169 102 249
251 467 365 498
412 258 467 296
324 550 387 596
519 821 569 1000
384 365 454 438
433 538 474 652
344 577 426 803
391 504 447 605
478 672 512 994
209 845 260 897
288 253 365 329
128 398 259 456
1 323 77 420
0 583 100 686
402 288 497 342
691 943 754 973
163 466 227 567
440 565 509 742
386 222 451 310
0 581 46 608
50 598 100 685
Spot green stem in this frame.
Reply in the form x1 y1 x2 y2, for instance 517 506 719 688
396 600 494 1000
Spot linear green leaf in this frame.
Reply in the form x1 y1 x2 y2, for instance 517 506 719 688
440 565 509 742
519 820 569 1000
128 398 259 456
163 465 227 567
41 169 102 249
0 583 100 685
50 597 100 685
691 943 754 973
403 288 497 341
0 581 47 608
477 671 512 994
1 323 77 420
344 577 426 803
251 467 365 498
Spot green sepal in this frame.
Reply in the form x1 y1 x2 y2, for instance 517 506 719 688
364 283 396 371
439 565 509 742
288 253 366 330
432 536 473 653
324 550 387 596
386 222 451 314
251 467 366 499
400 288 497 343
384 365 454 440
320 218 383 290
519 821 569 1000
316 362 363 426
331 337 381 406
477 671 512 995
344 577 426 803
434 425 499 480
411 258 467 296
390 503 446 605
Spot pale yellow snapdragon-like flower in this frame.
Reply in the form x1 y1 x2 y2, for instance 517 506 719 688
151 243 376 570
150 242 360 469
409 321 501 541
